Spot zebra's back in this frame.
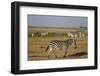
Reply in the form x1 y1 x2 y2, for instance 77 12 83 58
49 40 69 50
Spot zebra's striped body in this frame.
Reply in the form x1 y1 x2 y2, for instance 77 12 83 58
46 39 77 57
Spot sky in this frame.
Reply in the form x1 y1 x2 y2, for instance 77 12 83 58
28 15 88 27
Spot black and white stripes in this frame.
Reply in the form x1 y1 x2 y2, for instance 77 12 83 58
45 39 77 57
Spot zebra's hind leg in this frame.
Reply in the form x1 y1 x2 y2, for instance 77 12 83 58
47 51 52 59
54 53 57 58
46 46 52 59
48 51 57 59
48 53 51 59
53 51 57 59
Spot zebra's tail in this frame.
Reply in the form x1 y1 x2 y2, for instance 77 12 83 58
45 45 49 52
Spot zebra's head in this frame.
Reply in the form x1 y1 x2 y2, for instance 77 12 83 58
66 39 77 49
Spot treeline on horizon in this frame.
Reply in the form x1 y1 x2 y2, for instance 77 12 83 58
28 26 87 29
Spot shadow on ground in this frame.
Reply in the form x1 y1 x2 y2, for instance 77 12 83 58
69 52 87 57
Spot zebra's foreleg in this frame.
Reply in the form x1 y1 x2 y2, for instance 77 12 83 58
64 49 68 58
64 51 67 57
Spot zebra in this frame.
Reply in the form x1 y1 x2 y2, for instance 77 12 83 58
31 33 34 37
67 32 78 38
45 39 77 58
41 32 48 37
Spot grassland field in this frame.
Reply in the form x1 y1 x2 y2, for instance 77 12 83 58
28 27 88 61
